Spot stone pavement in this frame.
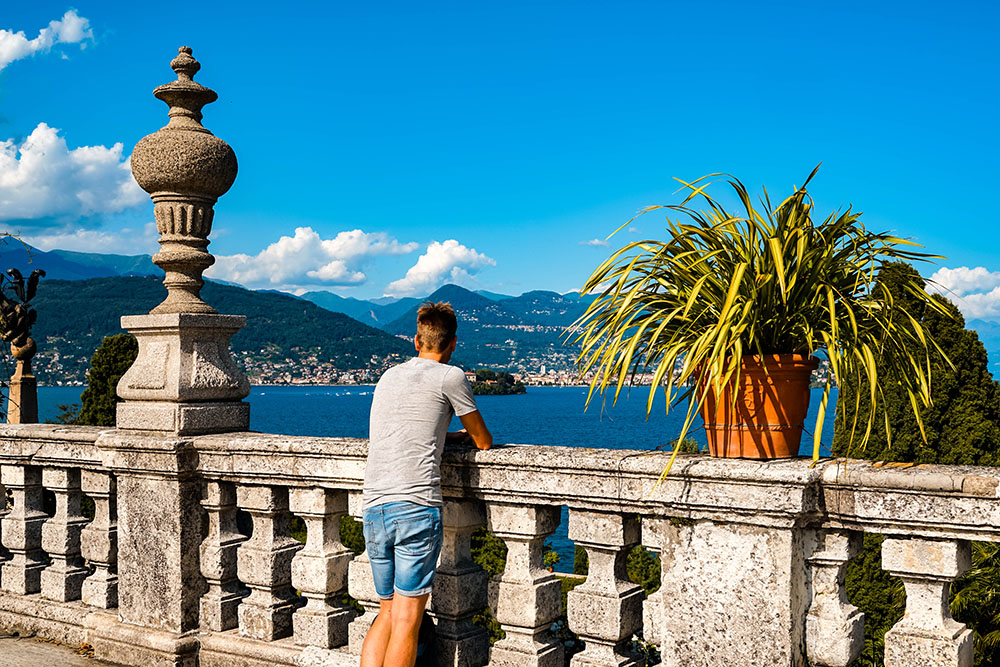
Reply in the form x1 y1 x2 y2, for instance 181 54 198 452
0 636 118 666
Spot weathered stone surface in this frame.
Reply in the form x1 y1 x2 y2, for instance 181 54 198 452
346 493 378 655
130 46 237 316
200 480 245 631
80 470 118 609
653 518 807 667
39 467 89 602
86 609 199 667
805 529 864 667
289 487 353 648
117 401 250 436
640 518 668 651
1 464 46 595
567 510 642 666
294 646 360 666
5 425 1000 667
197 630 302 667
882 537 974 667
115 473 205 632
117 314 250 402
488 503 563 667
0 589 89 646
6 354 38 424
114 45 249 440
236 485 301 641
430 499 489 667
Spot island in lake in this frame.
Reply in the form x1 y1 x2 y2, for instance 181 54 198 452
468 369 527 395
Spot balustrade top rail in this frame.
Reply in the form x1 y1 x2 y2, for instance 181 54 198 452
3 423 998 541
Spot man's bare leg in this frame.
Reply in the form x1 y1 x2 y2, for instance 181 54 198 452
361 597 394 667
383 592 430 667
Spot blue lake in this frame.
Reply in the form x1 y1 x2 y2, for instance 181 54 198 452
37 384 839 572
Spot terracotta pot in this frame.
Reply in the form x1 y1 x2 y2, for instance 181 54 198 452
699 354 819 459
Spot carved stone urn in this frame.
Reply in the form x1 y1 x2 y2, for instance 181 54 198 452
116 47 250 435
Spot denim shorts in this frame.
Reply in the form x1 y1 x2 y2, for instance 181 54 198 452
362 501 443 599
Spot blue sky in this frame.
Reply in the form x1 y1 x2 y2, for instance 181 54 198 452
2 1 999 318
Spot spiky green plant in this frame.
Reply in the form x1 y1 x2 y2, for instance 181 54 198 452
572 166 951 476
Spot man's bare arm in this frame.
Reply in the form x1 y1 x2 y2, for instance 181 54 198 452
457 410 492 450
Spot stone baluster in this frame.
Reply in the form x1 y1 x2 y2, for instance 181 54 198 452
566 510 644 666
639 518 670 652
236 484 302 640
347 492 381 654
430 499 489 667
80 470 118 609
200 481 245 630
289 487 354 648
882 537 974 667
0 464 45 594
805 529 864 667
39 468 89 601
0 477 8 566
487 503 563 667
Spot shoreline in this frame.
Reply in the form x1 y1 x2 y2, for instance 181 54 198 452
37 382 597 389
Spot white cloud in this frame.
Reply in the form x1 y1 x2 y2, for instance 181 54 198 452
957 287 1000 321
580 238 609 247
929 266 1000 297
385 240 495 297
0 123 145 221
22 223 158 255
0 10 93 72
929 266 1000 322
207 227 418 290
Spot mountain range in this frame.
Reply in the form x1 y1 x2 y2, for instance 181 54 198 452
0 240 159 280
3 242 998 382
29 277 414 385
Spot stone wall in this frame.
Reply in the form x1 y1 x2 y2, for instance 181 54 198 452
0 423 996 667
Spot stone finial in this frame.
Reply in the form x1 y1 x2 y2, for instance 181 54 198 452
131 46 238 315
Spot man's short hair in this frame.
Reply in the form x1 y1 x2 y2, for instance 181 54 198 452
416 301 458 352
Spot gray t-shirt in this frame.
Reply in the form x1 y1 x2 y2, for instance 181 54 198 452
363 357 478 509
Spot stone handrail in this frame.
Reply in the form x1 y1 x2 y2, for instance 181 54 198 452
1 423 997 666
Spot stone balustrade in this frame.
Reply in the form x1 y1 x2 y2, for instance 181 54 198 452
1 423 998 667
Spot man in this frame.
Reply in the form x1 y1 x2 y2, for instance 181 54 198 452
361 301 492 667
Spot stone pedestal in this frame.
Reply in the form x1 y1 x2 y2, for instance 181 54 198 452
116 313 250 435
653 518 807 667
882 537 974 667
6 358 37 424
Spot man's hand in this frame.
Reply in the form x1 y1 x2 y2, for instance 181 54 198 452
446 429 472 445
458 410 492 450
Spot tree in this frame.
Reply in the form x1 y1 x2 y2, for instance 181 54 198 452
834 262 1000 464
76 334 139 426
834 261 1000 666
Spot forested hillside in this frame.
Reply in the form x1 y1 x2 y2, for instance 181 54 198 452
26 277 412 384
